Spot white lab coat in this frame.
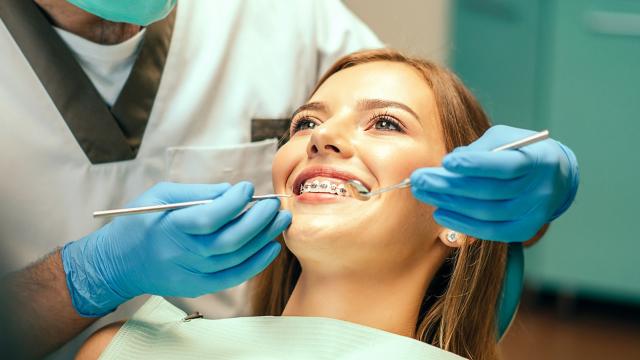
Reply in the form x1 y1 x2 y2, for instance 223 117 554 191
0 0 381 357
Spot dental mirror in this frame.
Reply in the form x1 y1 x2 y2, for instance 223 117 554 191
346 180 370 200
346 179 411 201
346 130 550 201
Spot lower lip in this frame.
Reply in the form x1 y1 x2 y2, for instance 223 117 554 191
296 192 351 203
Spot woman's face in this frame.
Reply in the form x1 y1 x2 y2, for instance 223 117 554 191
272 61 450 274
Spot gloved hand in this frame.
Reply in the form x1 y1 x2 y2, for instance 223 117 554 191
411 125 579 242
62 181 291 317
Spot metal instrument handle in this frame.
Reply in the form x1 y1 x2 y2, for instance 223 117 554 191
93 194 290 218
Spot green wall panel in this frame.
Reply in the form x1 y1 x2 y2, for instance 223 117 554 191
452 0 542 130
452 0 640 303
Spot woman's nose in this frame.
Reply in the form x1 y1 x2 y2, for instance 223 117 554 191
306 120 355 159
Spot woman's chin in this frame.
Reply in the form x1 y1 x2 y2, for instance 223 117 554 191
281 197 399 260
283 212 362 252
286 212 351 238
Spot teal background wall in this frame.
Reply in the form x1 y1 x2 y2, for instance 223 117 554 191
451 0 640 303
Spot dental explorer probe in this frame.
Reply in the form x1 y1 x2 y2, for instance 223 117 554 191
93 194 291 218
346 130 550 201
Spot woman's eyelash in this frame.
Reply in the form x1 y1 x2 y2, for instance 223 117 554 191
369 112 406 133
289 112 406 134
290 116 318 134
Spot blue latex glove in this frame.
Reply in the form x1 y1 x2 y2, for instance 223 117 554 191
411 125 579 242
62 181 291 317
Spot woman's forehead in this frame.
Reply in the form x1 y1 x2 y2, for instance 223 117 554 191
311 61 436 119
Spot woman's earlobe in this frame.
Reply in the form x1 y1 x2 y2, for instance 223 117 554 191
438 229 469 248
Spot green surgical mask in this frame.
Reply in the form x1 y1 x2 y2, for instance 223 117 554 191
66 0 177 26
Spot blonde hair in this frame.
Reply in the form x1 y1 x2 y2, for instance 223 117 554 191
252 49 507 360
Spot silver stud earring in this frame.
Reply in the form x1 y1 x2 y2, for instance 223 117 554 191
446 231 458 243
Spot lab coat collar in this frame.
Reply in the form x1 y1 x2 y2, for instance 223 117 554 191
0 0 176 164
111 9 176 159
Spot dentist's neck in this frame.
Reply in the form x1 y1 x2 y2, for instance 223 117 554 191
35 0 142 44
281 252 445 338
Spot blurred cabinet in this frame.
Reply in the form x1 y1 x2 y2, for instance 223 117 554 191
452 0 640 303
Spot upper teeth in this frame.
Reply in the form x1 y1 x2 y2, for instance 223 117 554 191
300 179 348 196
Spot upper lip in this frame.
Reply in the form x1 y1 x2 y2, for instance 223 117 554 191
291 165 371 195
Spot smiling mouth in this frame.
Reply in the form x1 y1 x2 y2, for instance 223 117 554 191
291 167 371 197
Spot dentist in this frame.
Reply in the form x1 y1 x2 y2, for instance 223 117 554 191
0 0 381 358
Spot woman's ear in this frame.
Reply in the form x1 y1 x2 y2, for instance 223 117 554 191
438 229 475 248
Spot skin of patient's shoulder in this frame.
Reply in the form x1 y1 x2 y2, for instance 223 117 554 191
75 321 125 360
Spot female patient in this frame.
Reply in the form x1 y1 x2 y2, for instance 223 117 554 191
78 49 508 360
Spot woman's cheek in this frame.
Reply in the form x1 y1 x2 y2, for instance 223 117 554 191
272 139 305 193
271 148 290 193
363 140 437 183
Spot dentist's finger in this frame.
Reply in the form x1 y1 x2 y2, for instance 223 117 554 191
175 199 281 257
194 241 282 292
433 208 544 243
463 125 538 151
189 210 291 272
128 182 232 207
442 150 535 179
168 182 254 235
411 167 533 200
412 190 535 222
205 198 281 255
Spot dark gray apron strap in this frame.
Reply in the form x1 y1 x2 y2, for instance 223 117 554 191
0 1 176 164
111 10 176 154
0 0 134 163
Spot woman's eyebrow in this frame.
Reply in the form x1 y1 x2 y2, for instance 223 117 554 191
357 99 419 120
291 101 329 118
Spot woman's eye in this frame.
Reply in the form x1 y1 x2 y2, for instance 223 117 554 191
373 117 401 132
291 118 318 133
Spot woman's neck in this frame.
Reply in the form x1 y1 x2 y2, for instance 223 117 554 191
281 249 447 337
